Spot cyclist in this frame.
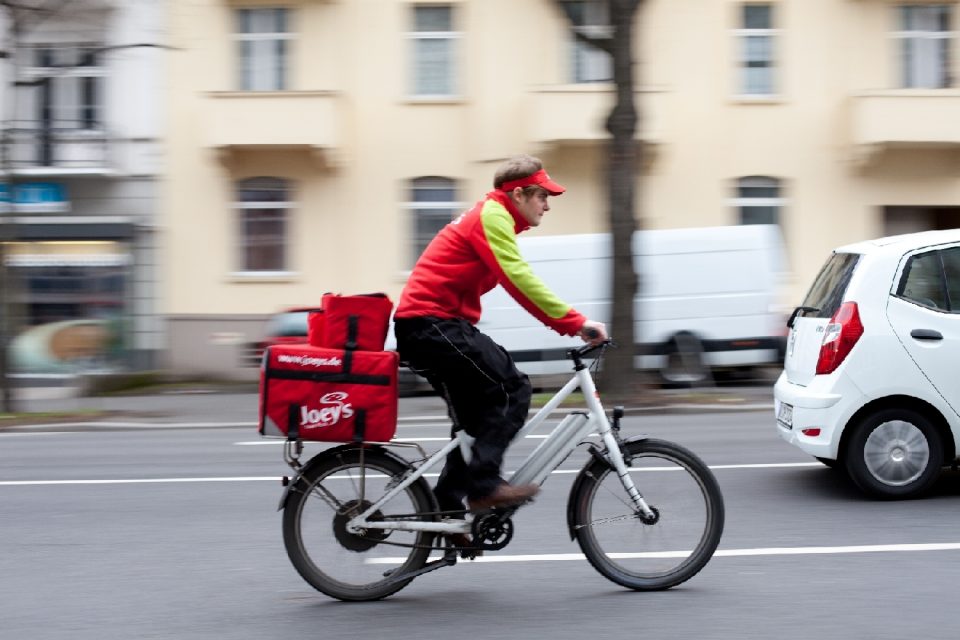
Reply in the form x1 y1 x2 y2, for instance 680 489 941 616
394 154 608 536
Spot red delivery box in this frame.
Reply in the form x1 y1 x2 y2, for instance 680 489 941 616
320 292 393 352
259 343 399 442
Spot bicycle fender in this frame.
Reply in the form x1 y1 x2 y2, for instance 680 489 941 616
276 443 414 511
565 436 650 539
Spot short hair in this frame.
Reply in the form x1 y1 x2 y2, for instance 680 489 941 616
493 154 544 191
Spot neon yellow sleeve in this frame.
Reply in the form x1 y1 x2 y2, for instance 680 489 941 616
479 200 572 320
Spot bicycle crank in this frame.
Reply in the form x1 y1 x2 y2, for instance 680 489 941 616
471 510 514 550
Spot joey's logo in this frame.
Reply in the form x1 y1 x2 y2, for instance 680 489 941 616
300 391 354 427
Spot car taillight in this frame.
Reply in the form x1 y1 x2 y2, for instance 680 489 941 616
816 301 864 375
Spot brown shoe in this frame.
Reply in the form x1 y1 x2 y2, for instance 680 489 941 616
467 483 540 511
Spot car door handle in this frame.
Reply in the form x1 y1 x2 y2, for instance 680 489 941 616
910 329 943 341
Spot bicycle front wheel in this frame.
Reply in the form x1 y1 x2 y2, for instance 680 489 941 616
570 438 724 591
282 447 436 601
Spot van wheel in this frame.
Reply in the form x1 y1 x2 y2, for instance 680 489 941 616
844 408 943 499
660 333 708 386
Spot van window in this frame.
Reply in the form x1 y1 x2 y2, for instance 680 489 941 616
800 252 860 318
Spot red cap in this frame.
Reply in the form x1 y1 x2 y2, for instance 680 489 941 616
499 169 566 196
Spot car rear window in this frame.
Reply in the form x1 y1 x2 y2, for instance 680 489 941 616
267 311 310 337
799 252 861 318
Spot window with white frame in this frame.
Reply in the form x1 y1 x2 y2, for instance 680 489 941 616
409 5 458 97
236 177 292 272
896 4 952 89
405 177 459 268
567 0 613 83
21 45 105 131
236 8 291 91
734 176 783 225
735 4 777 97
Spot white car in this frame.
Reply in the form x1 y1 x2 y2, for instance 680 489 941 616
775 229 960 499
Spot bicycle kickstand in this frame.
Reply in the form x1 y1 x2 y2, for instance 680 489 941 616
381 549 459 586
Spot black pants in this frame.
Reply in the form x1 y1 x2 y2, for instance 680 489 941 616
394 317 532 511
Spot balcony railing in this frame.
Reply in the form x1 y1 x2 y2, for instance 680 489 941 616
4 122 111 174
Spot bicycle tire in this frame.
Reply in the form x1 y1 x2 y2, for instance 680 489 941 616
569 438 724 591
282 446 436 601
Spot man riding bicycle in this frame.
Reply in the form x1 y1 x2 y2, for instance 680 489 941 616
394 154 608 537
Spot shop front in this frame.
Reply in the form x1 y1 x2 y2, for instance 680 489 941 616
1 181 136 374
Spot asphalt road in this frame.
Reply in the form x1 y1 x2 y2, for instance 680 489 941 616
3 408 960 640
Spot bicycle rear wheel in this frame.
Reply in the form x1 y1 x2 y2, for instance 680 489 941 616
570 438 724 591
282 446 436 601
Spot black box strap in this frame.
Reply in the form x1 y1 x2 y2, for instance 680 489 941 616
345 315 359 351
268 369 391 386
353 409 367 443
287 404 300 441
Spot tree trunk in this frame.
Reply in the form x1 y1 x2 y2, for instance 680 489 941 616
554 0 643 401
600 0 642 401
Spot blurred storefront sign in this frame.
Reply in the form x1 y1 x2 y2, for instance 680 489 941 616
10 319 115 373
3 240 132 267
0 182 71 213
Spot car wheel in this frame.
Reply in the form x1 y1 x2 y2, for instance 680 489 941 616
844 408 943 499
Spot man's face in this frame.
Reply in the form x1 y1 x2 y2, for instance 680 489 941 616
514 187 550 227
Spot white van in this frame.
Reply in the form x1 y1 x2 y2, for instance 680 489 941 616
475 224 789 384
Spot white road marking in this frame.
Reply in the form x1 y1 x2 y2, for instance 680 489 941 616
0 462 821 486
0 477 282 486
366 542 960 565
0 431 74 437
0 421 258 431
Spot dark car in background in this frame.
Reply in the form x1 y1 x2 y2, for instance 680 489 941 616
244 307 317 367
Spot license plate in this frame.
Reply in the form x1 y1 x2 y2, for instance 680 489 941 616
777 402 793 429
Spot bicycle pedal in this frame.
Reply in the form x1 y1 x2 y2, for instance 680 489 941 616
459 547 483 560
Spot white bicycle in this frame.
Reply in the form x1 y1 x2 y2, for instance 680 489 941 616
276 339 725 601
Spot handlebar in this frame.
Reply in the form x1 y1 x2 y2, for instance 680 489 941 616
568 337 615 363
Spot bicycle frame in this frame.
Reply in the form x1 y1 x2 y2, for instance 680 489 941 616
346 348 655 537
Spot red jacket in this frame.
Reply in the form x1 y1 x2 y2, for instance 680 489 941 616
395 190 585 336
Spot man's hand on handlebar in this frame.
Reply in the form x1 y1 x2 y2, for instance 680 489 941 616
579 320 608 346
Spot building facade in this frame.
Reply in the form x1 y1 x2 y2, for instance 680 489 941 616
0 0 165 374
163 0 960 378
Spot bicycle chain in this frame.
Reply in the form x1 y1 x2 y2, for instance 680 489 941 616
342 508 515 552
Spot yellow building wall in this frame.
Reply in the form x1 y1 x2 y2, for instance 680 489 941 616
162 0 960 374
